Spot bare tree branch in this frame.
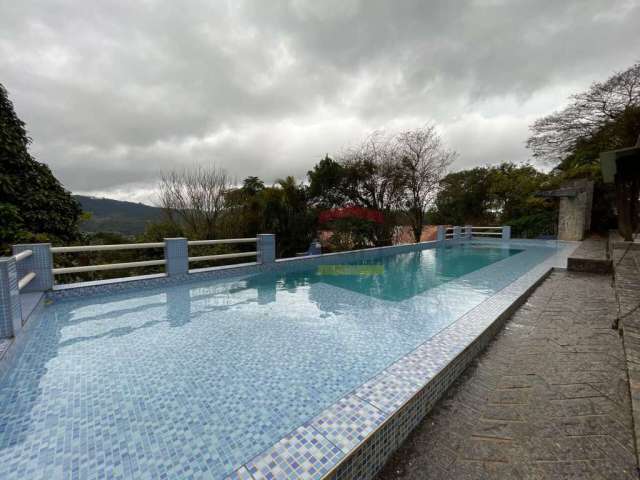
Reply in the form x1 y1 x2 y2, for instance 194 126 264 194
157 163 230 239
396 125 456 242
527 62 640 162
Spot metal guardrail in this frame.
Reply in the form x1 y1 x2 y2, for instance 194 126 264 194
51 242 164 253
13 249 35 291
187 238 256 246
53 259 167 275
189 252 257 263
443 226 505 239
187 238 258 264
471 226 503 237
51 238 258 276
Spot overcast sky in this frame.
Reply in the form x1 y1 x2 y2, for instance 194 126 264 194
2 0 639 204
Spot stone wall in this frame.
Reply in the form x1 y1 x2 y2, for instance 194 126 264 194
558 179 594 241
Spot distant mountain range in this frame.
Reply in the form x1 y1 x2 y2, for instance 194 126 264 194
74 195 163 236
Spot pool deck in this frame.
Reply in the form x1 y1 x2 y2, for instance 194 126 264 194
376 270 639 479
614 241 640 471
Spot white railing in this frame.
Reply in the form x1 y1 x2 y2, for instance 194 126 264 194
445 227 455 239
470 226 503 237
17 272 36 290
13 250 36 291
442 226 507 240
53 259 167 275
187 238 257 264
50 237 258 276
51 242 164 253
51 242 166 275
187 238 256 246
13 249 35 291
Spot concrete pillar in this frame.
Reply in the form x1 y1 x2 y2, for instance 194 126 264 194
436 225 446 243
502 226 511 240
453 226 462 241
464 225 473 239
13 243 53 292
164 238 189 275
0 257 22 338
257 234 276 264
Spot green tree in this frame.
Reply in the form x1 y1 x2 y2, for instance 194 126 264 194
428 167 495 226
261 176 315 257
428 163 556 238
307 155 348 208
0 83 81 253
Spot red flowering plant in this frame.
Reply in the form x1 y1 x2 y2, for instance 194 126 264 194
318 207 384 251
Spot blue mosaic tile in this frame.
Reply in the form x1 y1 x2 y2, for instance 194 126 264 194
224 466 254 479
354 373 422 414
246 425 343 480
310 394 388 453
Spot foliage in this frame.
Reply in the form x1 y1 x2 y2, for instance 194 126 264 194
0 83 81 253
318 206 384 224
309 127 454 244
318 207 384 252
323 217 380 252
222 176 315 257
428 163 557 238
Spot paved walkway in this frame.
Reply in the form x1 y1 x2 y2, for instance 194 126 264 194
614 244 640 470
377 271 638 479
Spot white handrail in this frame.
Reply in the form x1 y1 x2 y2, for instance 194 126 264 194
187 238 256 246
51 243 164 253
188 251 257 262
18 272 36 290
471 232 502 236
14 250 33 262
53 259 166 275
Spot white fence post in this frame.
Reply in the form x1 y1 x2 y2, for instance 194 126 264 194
0 257 22 338
464 225 473 240
436 225 445 243
257 234 276 264
164 238 189 276
453 226 462 241
502 226 512 240
13 243 53 292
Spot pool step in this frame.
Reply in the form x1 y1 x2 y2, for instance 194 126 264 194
567 235 612 274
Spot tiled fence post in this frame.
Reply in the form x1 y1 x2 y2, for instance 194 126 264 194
453 226 462 241
436 225 445 243
257 234 276 265
164 238 189 276
502 226 511 241
0 257 22 338
13 243 53 292
464 225 473 239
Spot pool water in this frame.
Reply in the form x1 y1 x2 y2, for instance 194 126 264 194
308 245 522 300
0 243 555 479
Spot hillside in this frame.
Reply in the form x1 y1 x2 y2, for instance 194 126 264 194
74 195 163 236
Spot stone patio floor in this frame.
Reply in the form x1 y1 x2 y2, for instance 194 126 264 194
377 271 639 479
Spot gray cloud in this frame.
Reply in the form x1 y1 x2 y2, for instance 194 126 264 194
1 0 639 203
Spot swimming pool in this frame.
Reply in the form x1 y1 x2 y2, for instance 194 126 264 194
0 242 567 479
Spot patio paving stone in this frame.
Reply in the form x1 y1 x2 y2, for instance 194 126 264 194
377 271 638 480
